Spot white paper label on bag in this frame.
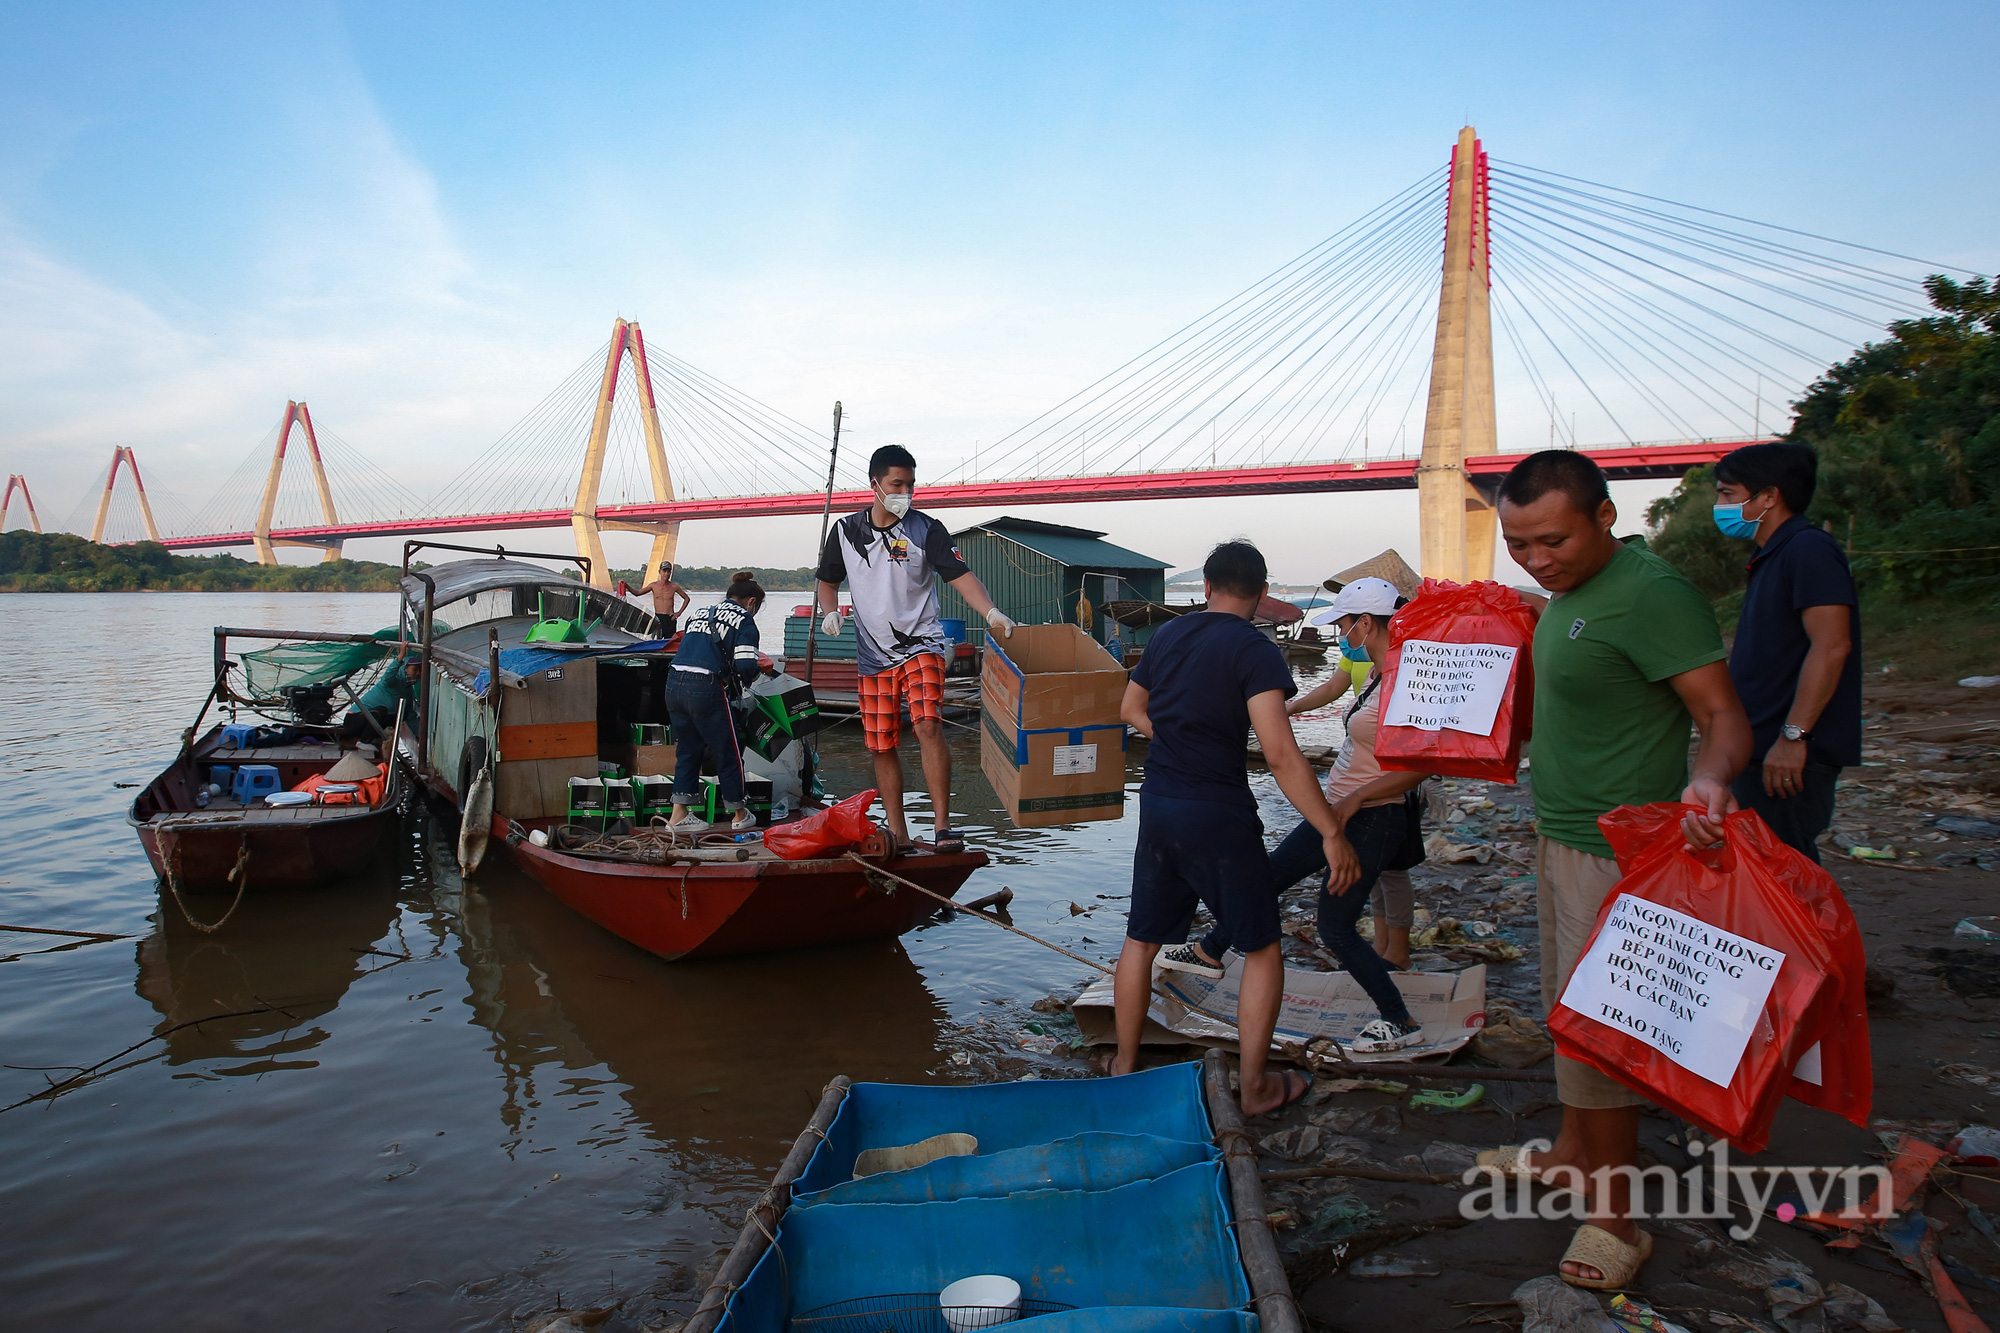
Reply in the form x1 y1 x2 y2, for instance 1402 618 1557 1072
1051 744 1098 776
1794 1042 1823 1086
1381 640 1518 736
1557 893 1785 1088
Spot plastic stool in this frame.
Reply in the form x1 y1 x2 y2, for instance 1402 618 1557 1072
231 764 281 804
218 723 259 750
208 765 235 790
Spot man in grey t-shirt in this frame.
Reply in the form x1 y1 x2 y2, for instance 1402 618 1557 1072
814 446 1016 845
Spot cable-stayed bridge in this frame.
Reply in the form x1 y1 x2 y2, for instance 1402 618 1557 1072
29 126 1962 585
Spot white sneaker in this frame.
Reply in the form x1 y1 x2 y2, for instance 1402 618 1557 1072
667 815 708 834
1157 943 1226 980
1351 1018 1424 1054
729 808 758 832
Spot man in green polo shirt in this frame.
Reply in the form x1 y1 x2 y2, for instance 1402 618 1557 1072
1490 450 1750 1291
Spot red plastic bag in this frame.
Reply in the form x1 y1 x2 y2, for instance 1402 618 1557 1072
1762 841 1872 1127
1598 804 1870 1128
1375 578 1537 783
763 788 880 861
1548 803 1838 1152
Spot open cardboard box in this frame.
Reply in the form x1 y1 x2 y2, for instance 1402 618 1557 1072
980 624 1129 828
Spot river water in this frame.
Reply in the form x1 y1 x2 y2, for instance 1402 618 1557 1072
0 592 1343 1331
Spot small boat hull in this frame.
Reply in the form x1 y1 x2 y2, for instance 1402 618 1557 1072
127 724 406 893
504 834 988 961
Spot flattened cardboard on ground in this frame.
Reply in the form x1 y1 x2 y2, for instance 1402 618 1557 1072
982 624 1129 828
1073 958 1488 1062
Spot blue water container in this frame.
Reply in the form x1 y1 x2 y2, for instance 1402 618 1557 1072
219 723 259 749
231 764 281 804
208 765 234 789
939 617 967 645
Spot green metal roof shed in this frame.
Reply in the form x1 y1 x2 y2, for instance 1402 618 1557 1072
939 515 1169 648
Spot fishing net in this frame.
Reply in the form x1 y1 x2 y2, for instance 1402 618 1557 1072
237 630 394 701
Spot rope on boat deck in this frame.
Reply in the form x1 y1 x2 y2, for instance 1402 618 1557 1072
158 827 253 935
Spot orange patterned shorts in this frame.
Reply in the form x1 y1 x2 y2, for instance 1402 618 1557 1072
858 653 946 752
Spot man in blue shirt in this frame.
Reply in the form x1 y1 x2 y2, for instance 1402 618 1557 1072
1713 443 1862 862
1111 541 1351 1116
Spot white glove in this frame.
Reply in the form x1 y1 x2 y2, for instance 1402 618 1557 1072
986 608 1018 638
821 611 843 638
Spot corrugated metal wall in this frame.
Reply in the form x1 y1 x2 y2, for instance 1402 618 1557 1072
939 532 1062 647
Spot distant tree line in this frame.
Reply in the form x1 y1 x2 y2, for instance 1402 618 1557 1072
0 532 405 592
1648 274 2000 602
609 564 821 591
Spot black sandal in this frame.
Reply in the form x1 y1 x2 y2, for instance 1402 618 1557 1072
933 827 966 854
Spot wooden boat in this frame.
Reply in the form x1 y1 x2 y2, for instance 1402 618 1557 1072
400 541 988 961
127 628 410 898
509 833 990 961
684 1050 1299 1333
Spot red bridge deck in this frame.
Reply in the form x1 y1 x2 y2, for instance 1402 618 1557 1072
158 441 1739 551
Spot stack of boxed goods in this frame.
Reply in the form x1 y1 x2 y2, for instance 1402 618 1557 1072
980 624 1129 829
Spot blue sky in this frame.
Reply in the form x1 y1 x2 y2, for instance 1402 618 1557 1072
1 2 1994 577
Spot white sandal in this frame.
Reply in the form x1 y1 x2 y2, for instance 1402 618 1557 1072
1474 1144 1581 1197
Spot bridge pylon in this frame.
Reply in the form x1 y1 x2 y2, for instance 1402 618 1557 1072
1416 126 1499 583
253 401 343 565
573 318 679 590
2 474 41 534
89 448 162 544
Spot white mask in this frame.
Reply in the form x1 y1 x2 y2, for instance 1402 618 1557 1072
880 490 912 519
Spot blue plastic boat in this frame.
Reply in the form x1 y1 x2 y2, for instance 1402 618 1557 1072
686 1051 1299 1333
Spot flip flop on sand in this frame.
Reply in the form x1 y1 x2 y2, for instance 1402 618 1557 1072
1475 1144 1581 1196
1252 1068 1311 1117
1559 1223 1652 1290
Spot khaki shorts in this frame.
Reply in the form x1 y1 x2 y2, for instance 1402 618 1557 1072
1370 869 1414 930
1537 835 1644 1110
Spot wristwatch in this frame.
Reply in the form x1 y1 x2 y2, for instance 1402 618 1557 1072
1780 723 1812 742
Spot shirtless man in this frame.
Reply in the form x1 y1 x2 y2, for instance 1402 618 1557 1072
635 563 692 638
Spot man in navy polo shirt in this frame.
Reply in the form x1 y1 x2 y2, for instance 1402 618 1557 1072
1110 540 1351 1116
1714 442 1862 862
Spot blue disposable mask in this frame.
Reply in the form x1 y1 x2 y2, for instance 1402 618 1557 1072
1340 638 1370 662
1712 496 1770 540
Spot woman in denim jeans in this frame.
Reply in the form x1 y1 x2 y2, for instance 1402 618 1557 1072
665 573 766 832
1164 577 1435 1054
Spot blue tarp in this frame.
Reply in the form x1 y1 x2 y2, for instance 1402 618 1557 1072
793 1132 1215 1209
717 1063 1256 1333
792 1063 1209 1195
471 640 671 694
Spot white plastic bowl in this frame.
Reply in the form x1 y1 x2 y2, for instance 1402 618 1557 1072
939 1275 1021 1333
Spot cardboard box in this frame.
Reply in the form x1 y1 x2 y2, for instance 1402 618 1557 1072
980 623 1129 828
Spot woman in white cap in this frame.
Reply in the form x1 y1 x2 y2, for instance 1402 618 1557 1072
1161 576 1432 1053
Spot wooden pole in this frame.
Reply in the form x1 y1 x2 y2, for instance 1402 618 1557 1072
1203 1049 1305 1333
572 320 629 589
1416 127 1497 582
803 402 843 689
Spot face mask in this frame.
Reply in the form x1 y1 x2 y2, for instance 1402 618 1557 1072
1341 639 1370 663
879 489 912 520
1712 496 1770 540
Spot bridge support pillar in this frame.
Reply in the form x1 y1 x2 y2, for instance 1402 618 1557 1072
253 401 343 564
1 474 40 534
90 447 161 544
573 318 680 590
1417 126 1498 583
